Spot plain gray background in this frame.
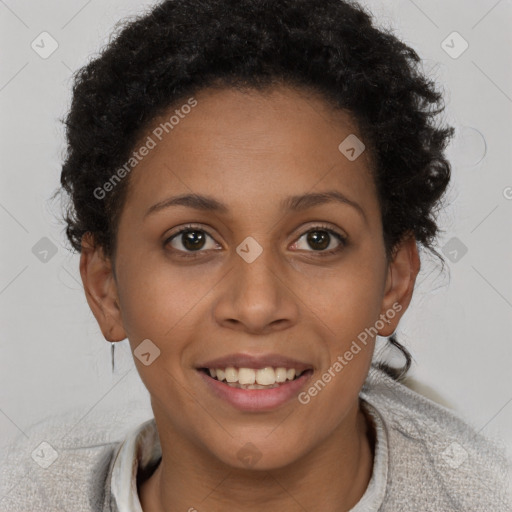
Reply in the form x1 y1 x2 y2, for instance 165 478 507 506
1 0 511 462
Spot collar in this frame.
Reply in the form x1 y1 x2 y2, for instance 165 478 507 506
110 418 162 512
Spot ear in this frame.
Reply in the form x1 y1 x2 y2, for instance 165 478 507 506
377 233 420 337
79 233 127 342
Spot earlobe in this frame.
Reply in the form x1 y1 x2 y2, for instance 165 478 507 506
79 233 127 342
378 233 420 337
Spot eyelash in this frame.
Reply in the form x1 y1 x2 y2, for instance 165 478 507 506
164 223 347 260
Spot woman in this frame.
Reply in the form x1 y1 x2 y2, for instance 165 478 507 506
1 0 510 510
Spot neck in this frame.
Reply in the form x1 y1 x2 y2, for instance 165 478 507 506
139 401 374 512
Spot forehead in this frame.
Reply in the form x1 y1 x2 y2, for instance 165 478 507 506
121 85 379 222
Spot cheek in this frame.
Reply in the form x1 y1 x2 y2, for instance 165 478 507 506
299 252 386 401
115 252 204 339
115 258 195 408
296 267 382 427
304 259 385 337
114 254 218 397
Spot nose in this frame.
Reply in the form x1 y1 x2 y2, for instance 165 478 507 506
212 241 299 335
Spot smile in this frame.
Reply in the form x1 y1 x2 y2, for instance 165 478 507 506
201 366 307 388
197 365 314 411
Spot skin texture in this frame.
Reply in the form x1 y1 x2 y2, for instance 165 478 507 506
80 85 420 511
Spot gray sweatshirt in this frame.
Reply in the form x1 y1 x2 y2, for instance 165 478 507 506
1 366 511 511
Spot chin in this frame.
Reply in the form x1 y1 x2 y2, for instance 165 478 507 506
206 433 312 471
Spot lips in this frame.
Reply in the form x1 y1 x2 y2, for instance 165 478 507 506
196 353 313 373
195 353 314 411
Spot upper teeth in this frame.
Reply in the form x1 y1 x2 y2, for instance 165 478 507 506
208 367 300 385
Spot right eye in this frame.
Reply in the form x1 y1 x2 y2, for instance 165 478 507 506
164 224 220 258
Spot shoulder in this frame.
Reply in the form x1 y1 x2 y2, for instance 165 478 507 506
361 366 512 512
0 403 151 512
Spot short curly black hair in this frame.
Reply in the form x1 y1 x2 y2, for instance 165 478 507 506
58 0 454 380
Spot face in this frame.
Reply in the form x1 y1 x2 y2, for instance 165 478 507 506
81 85 418 471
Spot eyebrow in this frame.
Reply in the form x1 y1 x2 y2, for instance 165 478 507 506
144 190 366 222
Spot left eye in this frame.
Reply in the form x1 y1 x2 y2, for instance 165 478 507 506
291 226 347 255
